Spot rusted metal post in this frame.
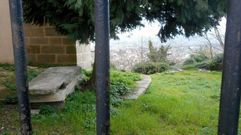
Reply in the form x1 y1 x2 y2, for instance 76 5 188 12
218 0 241 134
9 0 32 134
94 0 110 134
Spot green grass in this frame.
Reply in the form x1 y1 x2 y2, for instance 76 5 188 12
0 70 141 134
32 91 96 135
0 64 44 104
2 70 240 134
111 71 222 135
110 70 141 89
0 64 44 91
31 70 223 134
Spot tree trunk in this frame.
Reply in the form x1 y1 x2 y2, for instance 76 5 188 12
87 57 96 89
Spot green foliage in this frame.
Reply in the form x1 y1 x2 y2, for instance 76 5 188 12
39 105 57 115
0 131 10 135
110 70 141 106
145 0 227 41
0 65 43 93
133 40 170 75
208 53 223 71
183 53 223 71
133 62 169 74
0 64 15 71
4 70 240 135
111 71 222 134
3 82 16 91
36 70 141 115
29 70 141 134
3 96 18 104
110 82 130 106
23 0 143 43
147 40 171 63
28 69 43 81
110 70 141 88
183 54 209 65
23 0 226 43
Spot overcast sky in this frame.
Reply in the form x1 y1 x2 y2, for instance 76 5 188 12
110 18 226 50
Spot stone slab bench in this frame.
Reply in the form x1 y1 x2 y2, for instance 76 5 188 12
29 66 82 108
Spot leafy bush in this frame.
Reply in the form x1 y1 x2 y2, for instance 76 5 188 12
183 54 209 65
147 41 171 63
183 53 223 71
132 62 169 74
208 54 223 71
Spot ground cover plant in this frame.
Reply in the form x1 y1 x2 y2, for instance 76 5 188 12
0 64 44 104
2 65 241 134
0 69 141 134
111 71 223 134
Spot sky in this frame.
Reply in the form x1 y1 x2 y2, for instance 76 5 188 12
110 18 227 50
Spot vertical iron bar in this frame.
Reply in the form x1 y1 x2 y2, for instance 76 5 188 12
94 0 110 134
218 0 241 134
9 0 32 134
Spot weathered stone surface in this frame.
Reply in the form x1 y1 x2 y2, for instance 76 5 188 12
126 75 152 99
29 66 80 95
29 67 85 109
30 75 83 103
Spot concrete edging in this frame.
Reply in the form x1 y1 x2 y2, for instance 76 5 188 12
126 75 152 100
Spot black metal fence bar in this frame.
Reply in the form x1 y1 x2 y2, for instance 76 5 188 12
94 0 110 134
218 0 241 134
9 0 32 134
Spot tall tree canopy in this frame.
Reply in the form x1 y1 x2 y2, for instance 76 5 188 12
23 0 226 43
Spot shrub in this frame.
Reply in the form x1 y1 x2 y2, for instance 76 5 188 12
147 41 171 63
195 61 210 69
133 62 169 74
208 54 223 71
183 53 223 71
183 54 209 65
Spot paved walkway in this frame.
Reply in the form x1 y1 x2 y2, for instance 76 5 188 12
126 75 152 99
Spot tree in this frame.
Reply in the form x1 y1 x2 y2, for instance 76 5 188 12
23 0 144 43
23 0 226 42
23 0 226 87
147 40 171 63
144 0 226 41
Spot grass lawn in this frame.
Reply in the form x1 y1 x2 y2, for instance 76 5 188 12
111 71 222 135
1 70 240 134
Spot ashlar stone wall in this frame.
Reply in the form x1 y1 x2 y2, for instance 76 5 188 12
24 24 77 65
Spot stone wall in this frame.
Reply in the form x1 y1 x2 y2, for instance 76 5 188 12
24 24 77 65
